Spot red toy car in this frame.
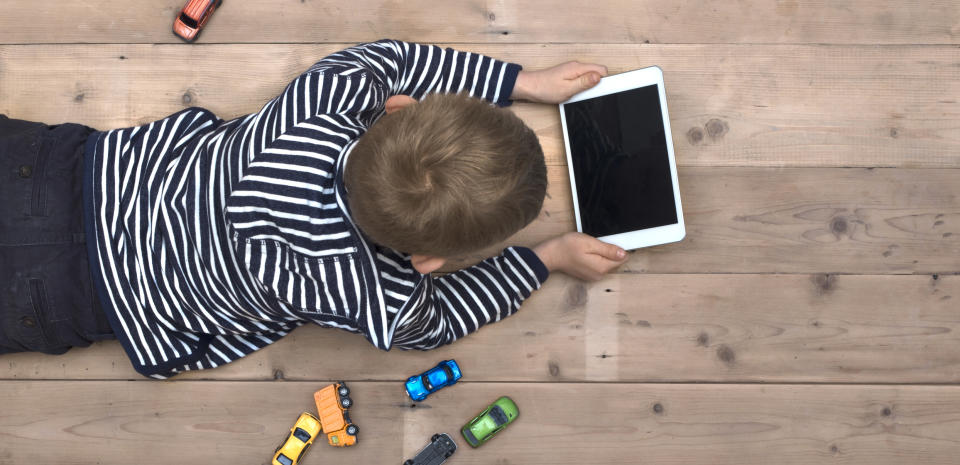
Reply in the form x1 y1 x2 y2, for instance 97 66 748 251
173 0 222 42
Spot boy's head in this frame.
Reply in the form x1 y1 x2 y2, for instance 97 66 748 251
345 92 547 268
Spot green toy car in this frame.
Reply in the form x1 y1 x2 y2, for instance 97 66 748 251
460 396 519 447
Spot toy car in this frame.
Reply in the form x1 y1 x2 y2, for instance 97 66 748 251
461 396 519 447
172 0 222 43
314 382 359 447
403 433 457 465
405 360 462 401
271 412 321 465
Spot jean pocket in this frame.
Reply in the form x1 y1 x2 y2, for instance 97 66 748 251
0 129 46 219
26 137 54 217
1 277 56 353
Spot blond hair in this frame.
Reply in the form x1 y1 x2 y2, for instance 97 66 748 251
345 93 546 257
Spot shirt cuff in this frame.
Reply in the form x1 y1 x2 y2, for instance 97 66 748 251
496 63 523 107
509 246 550 284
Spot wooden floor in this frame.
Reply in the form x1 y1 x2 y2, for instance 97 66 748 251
2 1 960 464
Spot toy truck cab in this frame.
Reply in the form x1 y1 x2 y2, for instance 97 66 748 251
314 382 359 447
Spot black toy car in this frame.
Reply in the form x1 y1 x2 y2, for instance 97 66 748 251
403 433 457 465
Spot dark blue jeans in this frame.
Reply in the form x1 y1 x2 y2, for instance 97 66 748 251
0 115 113 355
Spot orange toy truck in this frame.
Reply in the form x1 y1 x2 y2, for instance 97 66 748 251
314 382 359 447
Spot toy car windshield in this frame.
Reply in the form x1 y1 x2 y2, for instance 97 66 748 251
441 364 454 379
421 374 434 391
489 406 509 426
178 12 199 28
293 428 311 442
462 428 478 445
276 455 293 465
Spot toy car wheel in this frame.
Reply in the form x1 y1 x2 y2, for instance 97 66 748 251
340 396 353 408
445 451 453 458
338 385 350 397
346 424 359 436
404 461 414 465
431 434 440 442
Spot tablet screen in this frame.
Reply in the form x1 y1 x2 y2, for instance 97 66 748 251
563 84 678 237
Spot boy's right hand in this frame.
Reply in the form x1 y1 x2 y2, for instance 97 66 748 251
513 62 608 104
533 232 628 282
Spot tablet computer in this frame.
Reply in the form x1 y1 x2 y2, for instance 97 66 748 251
559 66 685 250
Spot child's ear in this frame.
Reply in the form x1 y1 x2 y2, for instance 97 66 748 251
410 255 446 274
385 95 417 115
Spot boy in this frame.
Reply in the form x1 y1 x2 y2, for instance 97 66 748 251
0 40 627 378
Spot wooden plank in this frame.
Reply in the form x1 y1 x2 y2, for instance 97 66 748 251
4 274 958 383
2 44 958 168
459 165 960 273
2 381 960 464
2 1 959 45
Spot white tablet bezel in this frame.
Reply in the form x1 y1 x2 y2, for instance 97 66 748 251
558 66 685 251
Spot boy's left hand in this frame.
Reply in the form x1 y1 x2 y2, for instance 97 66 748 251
533 232 628 282
512 62 608 104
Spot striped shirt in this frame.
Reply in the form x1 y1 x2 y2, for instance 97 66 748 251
81 40 550 379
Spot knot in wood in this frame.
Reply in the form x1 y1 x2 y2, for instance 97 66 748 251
830 217 848 235
686 127 704 145
705 118 729 139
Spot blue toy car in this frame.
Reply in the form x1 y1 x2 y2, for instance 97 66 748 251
405 360 462 401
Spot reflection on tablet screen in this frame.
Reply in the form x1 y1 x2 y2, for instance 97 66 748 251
563 84 678 238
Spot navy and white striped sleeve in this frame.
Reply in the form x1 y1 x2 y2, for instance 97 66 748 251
315 39 522 107
391 247 550 349
237 40 522 167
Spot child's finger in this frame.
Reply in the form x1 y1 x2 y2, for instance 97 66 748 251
564 72 602 98
576 72 603 91
579 63 608 77
564 62 608 78
587 239 627 261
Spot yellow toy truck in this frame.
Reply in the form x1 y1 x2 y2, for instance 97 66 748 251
314 382 359 447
